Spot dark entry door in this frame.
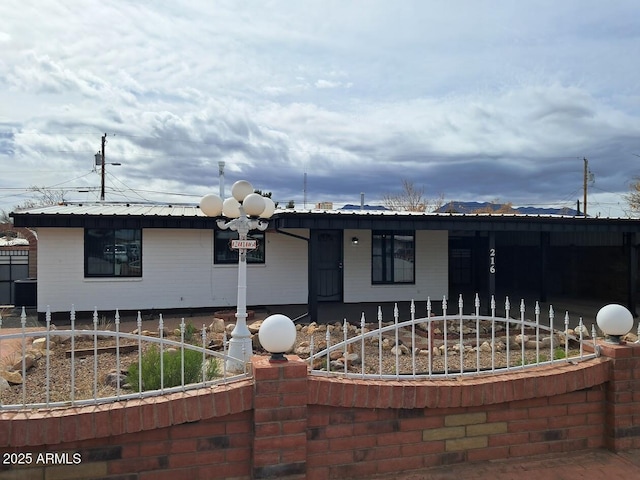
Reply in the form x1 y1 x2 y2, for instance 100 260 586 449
316 230 343 302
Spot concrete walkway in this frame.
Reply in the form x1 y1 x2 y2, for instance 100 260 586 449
373 448 640 479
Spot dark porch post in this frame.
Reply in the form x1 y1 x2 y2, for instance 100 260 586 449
539 232 549 303
308 230 319 324
488 231 496 304
625 232 638 317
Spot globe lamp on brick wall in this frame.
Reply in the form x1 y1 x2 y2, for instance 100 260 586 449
258 314 297 362
596 304 634 344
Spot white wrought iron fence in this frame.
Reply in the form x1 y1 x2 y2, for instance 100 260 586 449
0 306 249 411
306 294 601 379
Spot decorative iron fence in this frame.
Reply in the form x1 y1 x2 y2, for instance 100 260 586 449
306 294 600 379
0 306 249 411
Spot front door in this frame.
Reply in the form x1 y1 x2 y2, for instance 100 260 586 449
317 230 343 302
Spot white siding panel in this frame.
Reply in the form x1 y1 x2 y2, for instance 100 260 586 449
343 229 448 303
37 228 308 313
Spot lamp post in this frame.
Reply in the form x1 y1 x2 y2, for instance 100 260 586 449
200 180 276 372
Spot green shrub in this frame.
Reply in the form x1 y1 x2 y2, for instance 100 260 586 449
552 347 567 360
127 345 220 392
183 322 198 344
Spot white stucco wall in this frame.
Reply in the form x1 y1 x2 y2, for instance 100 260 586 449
342 229 448 303
35 226 448 314
36 228 309 313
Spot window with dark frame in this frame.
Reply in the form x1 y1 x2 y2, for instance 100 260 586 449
85 228 142 277
214 230 265 264
372 230 415 284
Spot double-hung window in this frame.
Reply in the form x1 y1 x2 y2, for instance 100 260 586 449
214 230 265 264
85 228 142 277
372 230 415 284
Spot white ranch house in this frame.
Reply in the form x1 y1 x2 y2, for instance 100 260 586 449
10 203 640 321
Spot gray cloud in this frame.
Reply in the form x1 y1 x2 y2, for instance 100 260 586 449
0 0 639 216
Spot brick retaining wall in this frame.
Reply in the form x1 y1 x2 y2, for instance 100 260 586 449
1 344 639 480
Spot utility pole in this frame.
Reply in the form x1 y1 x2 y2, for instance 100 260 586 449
583 157 588 218
100 133 107 201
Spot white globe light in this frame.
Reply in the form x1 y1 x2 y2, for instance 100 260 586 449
259 314 297 361
222 197 241 218
260 197 276 219
596 304 634 344
242 193 266 217
199 194 223 217
231 180 254 202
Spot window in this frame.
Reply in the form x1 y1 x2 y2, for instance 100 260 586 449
85 229 142 277
214 230 265 264
372 231 415 284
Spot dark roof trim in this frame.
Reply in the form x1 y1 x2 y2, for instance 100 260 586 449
12 213 218 230
271 212 640 233
11 210 640 233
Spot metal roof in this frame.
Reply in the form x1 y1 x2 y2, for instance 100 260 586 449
10 202 640 234
11 203 204 217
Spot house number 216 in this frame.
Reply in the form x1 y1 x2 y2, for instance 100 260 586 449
489 248 496 274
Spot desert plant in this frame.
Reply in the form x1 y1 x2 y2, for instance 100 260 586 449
98 315 113 331
520 347 568 366
183 322 198 344
127 345 220 392
551 347 567 360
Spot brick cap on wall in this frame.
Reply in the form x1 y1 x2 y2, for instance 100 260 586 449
307 358 611 409
0 380 253 448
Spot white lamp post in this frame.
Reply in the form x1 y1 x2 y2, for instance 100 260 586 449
596 304 634 344
200 180 276 372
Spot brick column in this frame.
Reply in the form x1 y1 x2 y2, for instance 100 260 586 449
599 342 640 451
251 355 308 479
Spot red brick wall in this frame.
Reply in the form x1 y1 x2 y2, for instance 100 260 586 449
0 381 254 480
304 360 610 479
1 347 639 480
599 342 640 450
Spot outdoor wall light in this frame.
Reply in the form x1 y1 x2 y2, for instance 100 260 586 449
200 180 276 372
596 304 634 344
351 237 359 245
258 314 297 362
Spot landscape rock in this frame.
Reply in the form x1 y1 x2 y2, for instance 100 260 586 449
104 370 128 388
342 352 361 366
390 345 405 356
252 334 261 350
248 320 263 334
32 338 48 350
295 341 310 356
329 350 342 361
209 318 226 334
0 370 22 384
10 354 36 372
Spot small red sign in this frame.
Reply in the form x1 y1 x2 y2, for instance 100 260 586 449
231 239 258 250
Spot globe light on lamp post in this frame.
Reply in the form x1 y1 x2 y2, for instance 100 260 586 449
596 304 634 344
200 180 276 372
258 314 297 362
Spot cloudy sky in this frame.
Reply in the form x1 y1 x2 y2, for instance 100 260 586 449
1 1 639 217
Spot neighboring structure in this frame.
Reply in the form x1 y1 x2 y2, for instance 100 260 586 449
0 224 37 306
10 203 640 319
